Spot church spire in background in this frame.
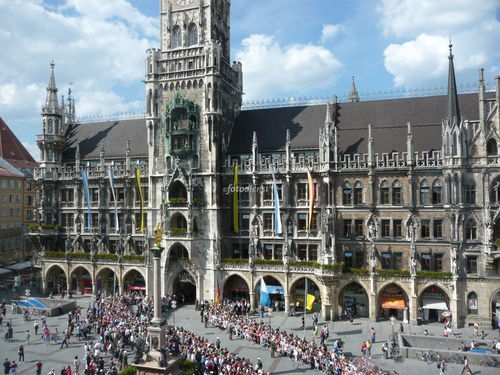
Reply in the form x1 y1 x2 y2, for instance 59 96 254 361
347 76 360 103
43 61 59 113
447 42 460 122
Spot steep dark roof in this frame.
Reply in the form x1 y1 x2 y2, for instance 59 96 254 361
229 92 488 155
0 117 38 168
63 119 147 160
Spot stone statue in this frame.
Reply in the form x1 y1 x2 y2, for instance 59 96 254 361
451 246 458 278
408 219 416 242
65 237 72 252
410 257 417 277
117 237 125 254
91 233 98 253
213 237 221 267
154 222 163 247
368 220 376 241
370 253 376 274
485 221 493 244
251 220 259 250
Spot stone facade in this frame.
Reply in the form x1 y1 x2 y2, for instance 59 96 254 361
32 0 500 328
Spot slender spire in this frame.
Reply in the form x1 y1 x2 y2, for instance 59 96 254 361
447 42 460 122
348 76 360 103
43 61 59 113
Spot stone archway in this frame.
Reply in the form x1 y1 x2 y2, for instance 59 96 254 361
255 275 284 311
290 277 322 313
168 243 189 261
172 270 196 304
69 266 92 295
223 274 250 301
490 289 500 328
418 284 450 323
96 267 117 297
339 282 369 318
45 264 67 295
123 268 146 294
378 283 410 321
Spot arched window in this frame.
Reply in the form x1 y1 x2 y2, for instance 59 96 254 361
171 25 182 48
465 219 477 240
467 292 478 315
353 181 363 205
187 23 198 46
342 182 352 205
380 180 389 205
432 180 442 204
55 119 59 134
47 119 53 133
465 182 476 204
487 138 498 156
491 178 500 203
420 179 430 205
392 180 402 205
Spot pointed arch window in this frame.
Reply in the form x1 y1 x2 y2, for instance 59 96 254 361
187 23 198 46
47 119 53 133
420 179 430 205
465 219 477 240
342 182 352 205
353 181 363 205
380 180 389 205
392 180 402 205
432 179 442 204
487 138 498 156
172 25 182 48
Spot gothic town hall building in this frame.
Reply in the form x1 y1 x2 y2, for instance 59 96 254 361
32 0 500 329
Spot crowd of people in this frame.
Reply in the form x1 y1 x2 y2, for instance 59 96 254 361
202 300 392 374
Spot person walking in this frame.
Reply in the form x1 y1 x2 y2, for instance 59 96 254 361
18 346 24 362
370 327 377 343
438 359 447 375
9 361 17 375
460 356 471 375
34 321 39 336
26 330 31 345
35 361 42 375
60 332 69 349
3 359 10 375
73 356 80 375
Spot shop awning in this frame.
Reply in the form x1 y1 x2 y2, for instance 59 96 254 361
6 261 32 271
422 299 448 310
381 297 406 310
0 268 12 275
128 285 146 291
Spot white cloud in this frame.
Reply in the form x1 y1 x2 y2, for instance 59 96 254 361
22 142 40 162
0 0 157 143
236 34 343 99
321 24 342 44
377 0 500 88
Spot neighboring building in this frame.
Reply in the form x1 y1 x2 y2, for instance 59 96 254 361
0 117 38 266
33 0 500 328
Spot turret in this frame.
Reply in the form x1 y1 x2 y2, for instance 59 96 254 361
347 76 360 103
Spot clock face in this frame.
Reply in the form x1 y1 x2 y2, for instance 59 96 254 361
175 0 194 6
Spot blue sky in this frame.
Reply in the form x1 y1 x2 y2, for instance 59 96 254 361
0 0 499 160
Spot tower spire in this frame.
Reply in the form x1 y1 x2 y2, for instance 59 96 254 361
348 76 360 103
447 42 460 122
43 61 59 113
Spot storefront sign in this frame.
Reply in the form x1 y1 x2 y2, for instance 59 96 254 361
468 298 478 310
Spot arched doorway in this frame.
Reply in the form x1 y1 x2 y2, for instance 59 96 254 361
46 265 67 295
223 274 250 301
290 277 321 313
123 269 146 294
173 270 196 304
378 283 409 321
70 266 92 295
492 291 500 328
96 268 117 297
418 285 450 323
255 276 284 311
339 282 369 318
168 243 189 261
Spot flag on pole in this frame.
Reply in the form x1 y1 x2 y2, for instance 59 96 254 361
80 170 91 230
260 278 271 307
307 169 315 232
135 168 144 233
108 168 119 232
215 281 221 305
271 165 282 235
306 294 316 311
233 165 239 233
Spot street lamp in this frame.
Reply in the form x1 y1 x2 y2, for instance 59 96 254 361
389 316 396 358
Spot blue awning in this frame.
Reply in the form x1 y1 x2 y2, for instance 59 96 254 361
267 286 284 294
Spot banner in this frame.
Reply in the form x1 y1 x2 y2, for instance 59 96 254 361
260 278 271 307
271 165 282 234
108 168 119 232
233 165 239 233
306 294 316 311
307 169 315 232
80 170 91 230
135 168 144 233
215 282 221 305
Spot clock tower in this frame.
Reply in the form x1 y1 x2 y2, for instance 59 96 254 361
145 0 242 302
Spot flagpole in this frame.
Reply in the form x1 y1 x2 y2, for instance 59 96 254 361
303 277 307 339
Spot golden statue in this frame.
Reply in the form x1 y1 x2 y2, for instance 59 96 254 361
154 222 163 247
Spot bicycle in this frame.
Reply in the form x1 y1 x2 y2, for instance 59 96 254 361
416 350 441 364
